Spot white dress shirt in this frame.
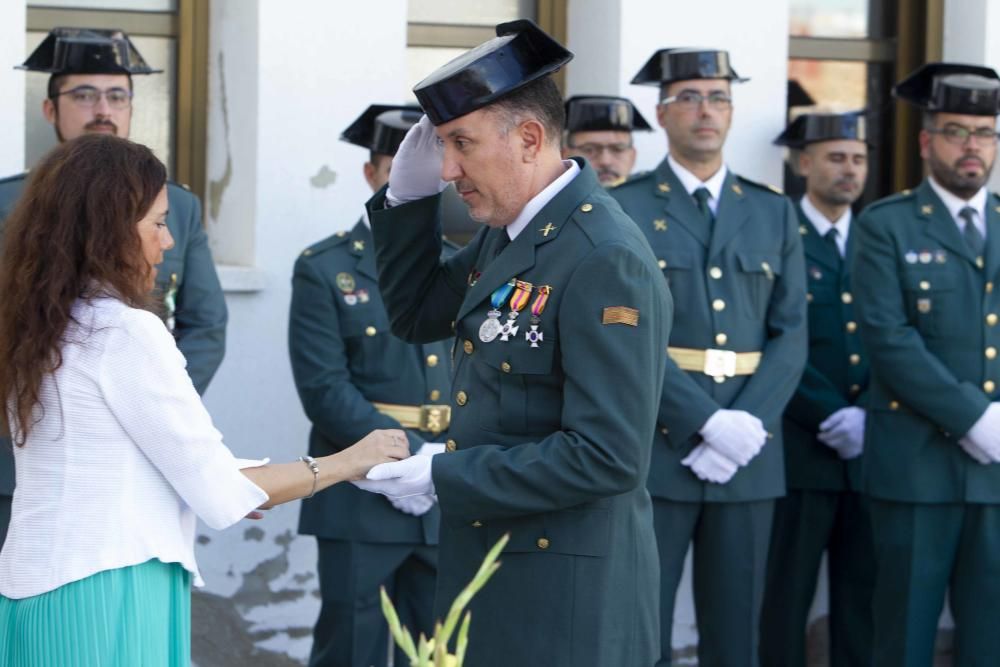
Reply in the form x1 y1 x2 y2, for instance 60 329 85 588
668 153 728 216
800 195 852 257
928 176 987 239
0 295 268 599
505 159 581 241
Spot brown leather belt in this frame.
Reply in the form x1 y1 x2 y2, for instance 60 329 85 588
668 347 762 379
372 402 450 434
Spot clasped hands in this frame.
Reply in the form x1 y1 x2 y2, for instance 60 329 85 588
682 409 767 484
352 442 444 516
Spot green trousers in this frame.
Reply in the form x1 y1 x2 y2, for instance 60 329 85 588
759 489 875 666
869 500 1000 667
652 498 773 667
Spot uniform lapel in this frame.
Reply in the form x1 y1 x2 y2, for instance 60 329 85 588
707 172 751 259
455 160 594 323
654 159 710 247
917 180 977 267
349 220 378 280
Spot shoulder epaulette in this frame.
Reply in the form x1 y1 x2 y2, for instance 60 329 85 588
299 230 350 258
611 170 653 190
865 189 915 212
736 174 784 196
0 172 28 187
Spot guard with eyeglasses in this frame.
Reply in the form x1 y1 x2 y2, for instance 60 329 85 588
0 28 228 547
562 95 652 187
852 62 1000 666
611 47 808 667
760 111 875 667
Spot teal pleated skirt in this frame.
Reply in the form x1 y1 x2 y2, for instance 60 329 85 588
0 558 191 667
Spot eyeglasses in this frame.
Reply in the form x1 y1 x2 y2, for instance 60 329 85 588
927 123 999 145
567 142 633 159
53 85 133 110
660 91 733 111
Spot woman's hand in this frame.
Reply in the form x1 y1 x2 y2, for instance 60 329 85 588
337 429 410 481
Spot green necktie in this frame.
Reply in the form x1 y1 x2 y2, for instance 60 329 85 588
960 206 985 259
693 187 715 225
824 228 842 268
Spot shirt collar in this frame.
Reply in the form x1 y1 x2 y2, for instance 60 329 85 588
506 159 581 241
667 153 728 211
928 176 987 225
799 194 852 245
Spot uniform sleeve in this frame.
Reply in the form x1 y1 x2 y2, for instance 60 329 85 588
288 257 423 452
431 243 671 521
730 197 809 427
173 193 228 395
368 188 477 343
853 209 989 435
784 364 851 431
98 309 267 530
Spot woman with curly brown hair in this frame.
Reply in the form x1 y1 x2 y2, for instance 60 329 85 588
0 134 410 666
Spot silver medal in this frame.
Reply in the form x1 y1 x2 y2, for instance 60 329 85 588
479 310 504 342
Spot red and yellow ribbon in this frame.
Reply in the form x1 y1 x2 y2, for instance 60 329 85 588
508 280 533 315
530 285 551 319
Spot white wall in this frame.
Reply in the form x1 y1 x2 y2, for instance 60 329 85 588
197 0 408 662
1 2 25 175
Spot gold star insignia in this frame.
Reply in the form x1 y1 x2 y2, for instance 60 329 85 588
921 205 933 215
653 219 668 231
658 183 671 193
732 184 743 196
353 240 365 251
540 223 558 236
799 225 808 236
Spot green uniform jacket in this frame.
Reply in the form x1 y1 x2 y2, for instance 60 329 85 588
783 203 869 492
368 160 671 667
610 158 808 502
853 179 1000 503
0 174 227 497
290 220 453 544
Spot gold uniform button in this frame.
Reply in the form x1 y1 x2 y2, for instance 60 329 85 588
988 347 998 360
713 376 726 384
841 292 853 304
472 520 483 528
501 361 512 373
715 332 728 346
889 401 900 410
988 313 999 327
919 280 931 291
846 321 858 334
426 354 439 367
988 282 995 294
446 439 457 452
365 326 377 337
709 266 723 279
536 538 550 550
660 427 669 435
580 203 593 212
850 384 861 394
712 299 726 312
463 339 474 355
429 390 441 401
986 381 997 393
849 354 861 365
658 259 667 269
456 391 468 406
807 293 813 303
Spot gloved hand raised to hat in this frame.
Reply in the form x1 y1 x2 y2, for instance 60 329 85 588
386 114 448 207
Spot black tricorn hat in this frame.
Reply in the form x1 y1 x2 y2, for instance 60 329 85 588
893 62 1000 116
631 48 748 87
774 111 872 148
18 27 162 75
787 80 815 108
564 95 652 133
341 104 422 156
413 19 573 126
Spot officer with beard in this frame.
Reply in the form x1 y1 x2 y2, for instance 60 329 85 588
853 62 1000 665
562 95 652 186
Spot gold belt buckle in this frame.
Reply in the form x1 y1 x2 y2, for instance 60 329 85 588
703 348 737 378
420 405 451 434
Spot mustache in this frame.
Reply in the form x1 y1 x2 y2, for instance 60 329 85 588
597 167 622 180
956 155 986 170
85 119 118 132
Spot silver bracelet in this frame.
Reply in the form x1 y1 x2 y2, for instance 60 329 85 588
299 455 320 499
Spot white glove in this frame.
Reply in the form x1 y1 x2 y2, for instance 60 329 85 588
681 443 739 484
698 409 767 466
818 406 866 460
386 115 447 206
389 494 437 516
416 442 446 457
959 437 993 465
352 453 436 499
964 403 1000 462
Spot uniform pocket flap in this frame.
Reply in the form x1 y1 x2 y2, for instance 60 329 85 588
478 336 556 375
902 270 957 291
660 250 697 270
736 251 782 276
488 506 610 557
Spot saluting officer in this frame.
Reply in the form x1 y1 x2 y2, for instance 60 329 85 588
0 28 227 545
760 112 875 667
354 20 672 667
853 63 1000 666
289 105 452 667
611 48 808 666
562 95 652 186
